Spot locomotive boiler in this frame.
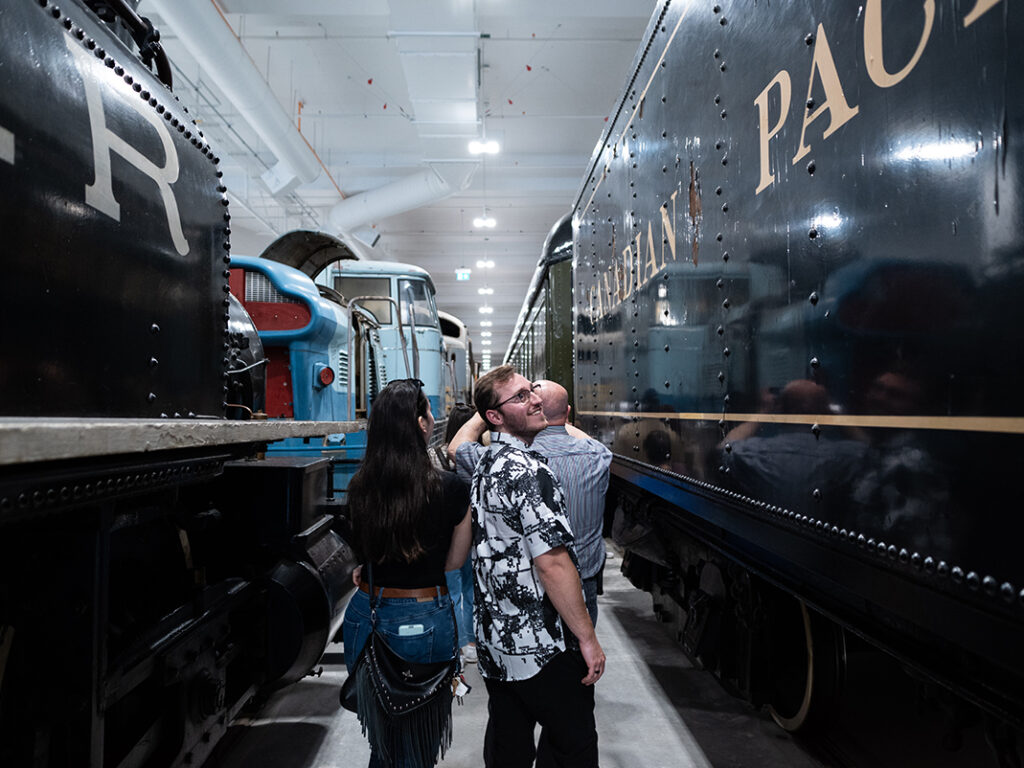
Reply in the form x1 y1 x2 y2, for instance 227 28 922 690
0 2 358 766
510 0 1024 757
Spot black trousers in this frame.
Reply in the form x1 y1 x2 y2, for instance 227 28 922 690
482 650 598 768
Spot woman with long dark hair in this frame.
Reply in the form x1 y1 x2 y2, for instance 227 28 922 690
342 379 471 768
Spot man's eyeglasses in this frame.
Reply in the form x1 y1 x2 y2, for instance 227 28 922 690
493 383 541 409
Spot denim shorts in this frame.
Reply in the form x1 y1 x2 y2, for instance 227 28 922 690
342 587 457 672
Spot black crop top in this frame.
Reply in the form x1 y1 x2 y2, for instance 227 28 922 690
366 472 470 589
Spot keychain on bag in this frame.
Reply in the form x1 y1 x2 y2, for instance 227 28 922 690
452 673 471 705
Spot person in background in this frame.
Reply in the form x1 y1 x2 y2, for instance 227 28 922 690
439 402 479 663
449 381 612 626
530 380 612 626
462 365 605 768
342 379 472 768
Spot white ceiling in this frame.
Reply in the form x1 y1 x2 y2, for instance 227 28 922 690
137 0 656 362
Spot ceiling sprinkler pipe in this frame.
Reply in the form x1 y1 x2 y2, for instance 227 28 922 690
146 0 321 185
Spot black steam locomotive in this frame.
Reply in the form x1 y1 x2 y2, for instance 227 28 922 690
0 2 357 766
510 0 1023 758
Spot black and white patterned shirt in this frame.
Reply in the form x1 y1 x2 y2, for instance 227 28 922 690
470 432 577 681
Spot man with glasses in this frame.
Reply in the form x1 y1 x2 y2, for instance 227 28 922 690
455 365 604 768
449 380 612 628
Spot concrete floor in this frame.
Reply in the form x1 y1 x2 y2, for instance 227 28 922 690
207 547 821 768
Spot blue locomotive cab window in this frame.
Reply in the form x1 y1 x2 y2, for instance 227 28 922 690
399 279 437 329
334 276 392 325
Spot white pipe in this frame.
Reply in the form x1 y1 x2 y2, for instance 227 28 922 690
145 0 320 186
328 163 475 232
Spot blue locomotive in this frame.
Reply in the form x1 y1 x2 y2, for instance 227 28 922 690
510 0 1024 757
229 237 449 496
0 3 357 766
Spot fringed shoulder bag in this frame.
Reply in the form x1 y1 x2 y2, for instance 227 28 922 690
339 565 459 767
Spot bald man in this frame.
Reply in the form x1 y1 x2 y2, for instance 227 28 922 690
449 379 612 624
530 381 612 625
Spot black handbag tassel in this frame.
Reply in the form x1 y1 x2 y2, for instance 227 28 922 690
343 563 458 766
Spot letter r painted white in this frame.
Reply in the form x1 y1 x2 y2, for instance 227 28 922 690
66 37 189 256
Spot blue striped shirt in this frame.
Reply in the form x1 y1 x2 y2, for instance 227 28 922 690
530 426 612 579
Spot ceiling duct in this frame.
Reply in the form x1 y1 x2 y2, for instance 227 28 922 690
327 163 475 232
325 0 482 234
144 0 321 193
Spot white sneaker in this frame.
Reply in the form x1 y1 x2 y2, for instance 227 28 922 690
461 644 478 664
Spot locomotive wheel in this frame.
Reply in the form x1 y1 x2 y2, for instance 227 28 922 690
767 598 846 732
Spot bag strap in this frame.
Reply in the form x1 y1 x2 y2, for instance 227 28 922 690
367 562 379 628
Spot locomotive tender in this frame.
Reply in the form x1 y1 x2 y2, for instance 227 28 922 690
510 0 1024 751
1 2 359 766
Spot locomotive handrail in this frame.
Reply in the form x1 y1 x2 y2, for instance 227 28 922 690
350 304 381 330
345 295 413 418
446 355 460 405
399 282 421 382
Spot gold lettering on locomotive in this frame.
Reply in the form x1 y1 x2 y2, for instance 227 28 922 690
792 25 860 165
662 189 679 266
963 0 1001 27
864 0 935 88
754 71 793 194
586 189 681 320
620 246 633 301
66 36 190 256
644 221 661 282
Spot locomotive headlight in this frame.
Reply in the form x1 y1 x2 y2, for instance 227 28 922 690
314 363 335 389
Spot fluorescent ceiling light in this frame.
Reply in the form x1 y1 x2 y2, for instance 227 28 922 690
480 321 492 327
478 287 494 295
468 139 500 155
473 215 496 228
480 331 492 337
476 259 495 269
481 339 492 346
478 305 494 314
